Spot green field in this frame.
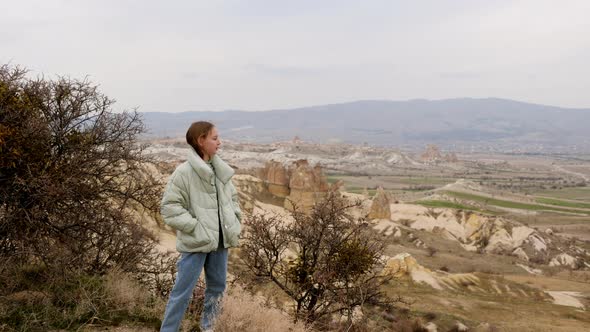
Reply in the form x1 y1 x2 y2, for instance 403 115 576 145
397 176 455 185
531 186 590 201
326 176 340 184
443 191 590 215
535 197 590 209
415 200 483 212
326 174 454 191
346 188 378 196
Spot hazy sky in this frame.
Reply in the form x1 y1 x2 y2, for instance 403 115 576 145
2 0 589 111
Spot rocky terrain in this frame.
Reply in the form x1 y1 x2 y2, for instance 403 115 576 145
146 138 590 331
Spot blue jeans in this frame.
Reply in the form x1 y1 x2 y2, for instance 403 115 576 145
160 248 228 331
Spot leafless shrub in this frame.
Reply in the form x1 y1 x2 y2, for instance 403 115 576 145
0 64 172 274
0 64 174 329
241 191 396 325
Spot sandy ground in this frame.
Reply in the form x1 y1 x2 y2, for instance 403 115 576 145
503 275 590 293
516 264 543 275
545 291 586 309
543 223 590 241
252 201 292 219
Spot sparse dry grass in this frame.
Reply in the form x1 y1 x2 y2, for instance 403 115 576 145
214 285 308 332
103 268 166 319
0 267 165 331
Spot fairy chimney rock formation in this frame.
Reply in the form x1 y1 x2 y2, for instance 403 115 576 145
421 145 458 163
262 160 290 197
284 160 330 212
288 160 329 191
368 187 392 220
420 144 443 162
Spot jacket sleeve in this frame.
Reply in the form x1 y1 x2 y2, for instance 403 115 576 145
160 171 198 233
229 181 242 222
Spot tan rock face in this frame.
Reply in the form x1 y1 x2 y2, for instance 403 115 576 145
267 184 290 197
262 160 290 197
382 253 444 290
382 253 422 278
258 159 331 213
284 160 330 213
420 144 443 162
368 187 392 219
486 228 513 254
289 160 329 191
549 253 577 268
233 174 267 214
284 190 327 213
265 160 290 185
389 205 553 257
512 247 530 261
420 144 458 163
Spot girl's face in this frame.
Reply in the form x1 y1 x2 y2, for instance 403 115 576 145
198 127 221 161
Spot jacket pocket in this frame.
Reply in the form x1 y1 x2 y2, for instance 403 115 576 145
226 214 242 247
178 220 211 249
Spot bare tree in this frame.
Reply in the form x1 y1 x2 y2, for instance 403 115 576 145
241 191 394 325
0 64 173 285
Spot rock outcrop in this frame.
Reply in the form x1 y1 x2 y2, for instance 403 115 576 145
382 253 483 292
368 187 392 219
261 160 290 197
421 144 443 162
512 247 530 261
372 203 589 269
420 144 458 163
232 174 267 214
258 159 331 214
284 160 330 213
549 253 578 268
385 204 553 257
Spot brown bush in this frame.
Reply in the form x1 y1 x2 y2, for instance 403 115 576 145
241 191 395 325
0 64 168 275
0 64 175 329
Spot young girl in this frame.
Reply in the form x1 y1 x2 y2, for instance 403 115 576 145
159 121 242 332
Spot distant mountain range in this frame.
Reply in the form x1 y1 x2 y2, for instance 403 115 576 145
141 98 590 153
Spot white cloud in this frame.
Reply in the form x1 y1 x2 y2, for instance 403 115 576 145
1 0 589 111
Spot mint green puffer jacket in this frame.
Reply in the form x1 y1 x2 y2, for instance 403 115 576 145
160 149 242 253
